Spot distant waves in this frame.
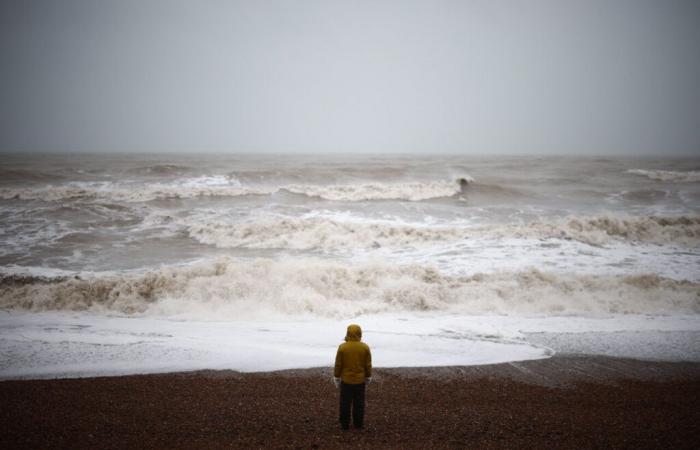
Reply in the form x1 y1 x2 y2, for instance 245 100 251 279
0 177 470 202
627 169 700 183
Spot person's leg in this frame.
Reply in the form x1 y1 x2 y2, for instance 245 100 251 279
352 383 366 429
339 382 351 429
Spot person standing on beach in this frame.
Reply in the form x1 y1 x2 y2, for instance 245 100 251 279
333 324 372 430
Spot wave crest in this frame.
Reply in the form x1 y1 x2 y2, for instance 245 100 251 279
184 215 700 250
555 216 700 245
628 169 700 183
126 164 193 176
283 179 468 201
0 183 270 202
185 217 461 250
0 178 470 202
1 260 698 318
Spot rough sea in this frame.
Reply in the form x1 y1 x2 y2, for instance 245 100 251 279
1 154 699 378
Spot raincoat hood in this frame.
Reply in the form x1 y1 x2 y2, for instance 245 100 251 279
344 324 362 342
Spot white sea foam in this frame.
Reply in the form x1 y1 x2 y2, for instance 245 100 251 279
5 311 700 379
184 216 461 250
2 258 698 318
183 214 700 250
0 178 269 202
0 178 469 202
628 169 700 183
284 179 468 201
506 215 700 246
0 312 556 378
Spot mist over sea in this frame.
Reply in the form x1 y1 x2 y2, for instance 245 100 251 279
1 154 699 378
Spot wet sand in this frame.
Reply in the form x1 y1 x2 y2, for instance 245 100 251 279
1 356 699 449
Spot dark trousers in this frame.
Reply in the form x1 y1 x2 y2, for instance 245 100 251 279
339 381 366 429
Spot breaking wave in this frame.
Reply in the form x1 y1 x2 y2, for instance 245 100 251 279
0 178 470 202
509 215 700 246
184 215 700 250
628 169 700 183
0 182 271 202
185 217 461 250
126 164 194 176
1 259 698 318
283 179 469 201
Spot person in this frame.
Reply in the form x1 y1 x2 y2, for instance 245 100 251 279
333 324 372 430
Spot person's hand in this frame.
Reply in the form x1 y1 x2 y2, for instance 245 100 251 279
333 377 340 388
366 377 372 385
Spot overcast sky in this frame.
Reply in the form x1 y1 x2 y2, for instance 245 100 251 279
1 0 699 155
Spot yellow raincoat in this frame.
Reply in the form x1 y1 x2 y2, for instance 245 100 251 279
334 324 372 384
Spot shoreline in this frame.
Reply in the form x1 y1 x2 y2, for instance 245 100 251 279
2 355 699 449
4 353 700 384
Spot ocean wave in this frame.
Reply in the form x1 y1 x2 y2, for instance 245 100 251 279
185 217 463 250
1 259 698 318
283 179 470 201
507 215 700 246
465 182 527 199
184 215 700 250
126 164 194 176
0 183 270 202
618 189 670 202
628 169 700 183
0 168 66 184
0 178 471 202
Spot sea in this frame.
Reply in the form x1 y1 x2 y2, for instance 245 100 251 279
1 153 699 378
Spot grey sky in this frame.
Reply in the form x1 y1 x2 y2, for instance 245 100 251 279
1 0 699 155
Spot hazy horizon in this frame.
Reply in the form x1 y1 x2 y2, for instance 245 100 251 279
2 0 699 156
2 150 699 160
